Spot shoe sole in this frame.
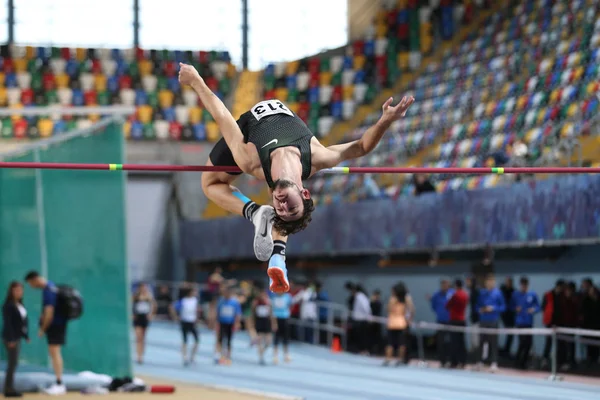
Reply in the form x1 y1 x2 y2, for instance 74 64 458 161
268 267 290 293
254 208 275 262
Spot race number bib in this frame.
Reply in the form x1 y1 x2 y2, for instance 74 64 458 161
256 305 271 318
251 100 293 121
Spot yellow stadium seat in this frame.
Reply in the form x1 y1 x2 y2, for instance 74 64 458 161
206 121 220 142
343 85 354 100
549 89 560 104
467 121 478 136
189 106 202 124
375 9 386 23
485 101 496 117
137 105 153 124
397 0 408 8
463 78 473 91
0 72 5 87
485 157 495 167
89 114 100 123
353 55 366 70
376 23 387 38
319 72 332 86
94 74 107 91
397 53 409 70
420 24 433 54
501 82 511 97
516 95 528 111
38 118 54 137
55 73 69 89
587 82 597 95
138 60 153 76
286 102 299 114
0 87 6 106
158 89 174 108
560 123 573 138
285 61 299 76
567 103 578 118
536 109 546 124
574 66 584 81
123 121 131 139
14 59 27 73
275 87 289 101
25 46 35 59
76 48 87 61
10 104 23 122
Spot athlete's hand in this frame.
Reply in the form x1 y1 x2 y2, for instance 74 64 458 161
381 96 415 123
178 63 203 87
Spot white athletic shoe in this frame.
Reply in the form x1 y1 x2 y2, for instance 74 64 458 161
251 206 275 261
490 363 499 372
43 384 66 396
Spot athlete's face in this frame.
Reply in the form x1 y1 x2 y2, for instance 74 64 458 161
271 179 310 221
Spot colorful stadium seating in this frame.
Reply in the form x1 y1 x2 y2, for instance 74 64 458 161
262 0 482 137
0 46 235 141
307 0 600 204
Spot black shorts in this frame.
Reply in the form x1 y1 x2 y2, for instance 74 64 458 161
133 314 149 329
255 317 271 334
208 115 249 176
387 329 407 350
46 324 67 346
181 322 198 344
218 323 233 348
274 318 289 346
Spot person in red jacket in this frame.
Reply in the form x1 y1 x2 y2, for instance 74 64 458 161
541 279 565 366
446 279 469 368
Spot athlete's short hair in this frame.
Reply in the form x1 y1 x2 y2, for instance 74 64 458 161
272 197 315 236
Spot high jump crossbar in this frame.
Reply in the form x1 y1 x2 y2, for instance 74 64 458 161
0 162 598 175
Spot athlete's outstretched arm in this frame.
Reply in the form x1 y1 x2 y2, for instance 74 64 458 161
312 96 414 170
179 63 252 171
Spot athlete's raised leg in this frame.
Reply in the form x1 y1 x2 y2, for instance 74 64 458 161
180 64 253 170
202 160 275 261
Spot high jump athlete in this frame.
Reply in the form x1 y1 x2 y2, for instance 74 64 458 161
178 63 414 294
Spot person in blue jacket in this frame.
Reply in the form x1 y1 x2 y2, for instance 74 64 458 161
511 276 540 369
476 275 506 371
430 278 454 367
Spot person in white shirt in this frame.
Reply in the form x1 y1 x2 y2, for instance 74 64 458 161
292 282 318 343
171 288 200 366
352 285 372 355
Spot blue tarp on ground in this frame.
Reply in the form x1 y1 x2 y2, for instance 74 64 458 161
181 175 600 261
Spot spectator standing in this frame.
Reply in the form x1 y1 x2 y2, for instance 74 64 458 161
2 282 29 398
466 277 480 351
215 286 242 365
476 275 506 372
131 283 156 365
580 278 600 366
155 285 173 319
370 289 384 354
316 282 330 344
344 282 356 350
271 290 292 364
412 173 436 196
446 279 469 368
556 281 579 371
500 277 516 355
25 272 70 395
293 282 318 343
429 278 454 367
352 285 372 355
511 277 540 369
383 283 409 366
541 280 565 366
